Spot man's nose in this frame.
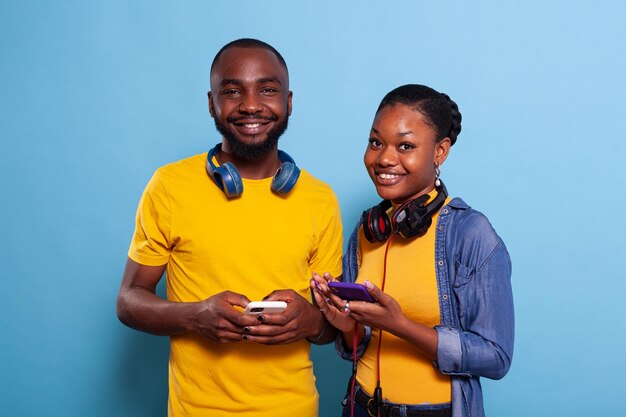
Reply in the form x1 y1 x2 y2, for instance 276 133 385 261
239 93 262 114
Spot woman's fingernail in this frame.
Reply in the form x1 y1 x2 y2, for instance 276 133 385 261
364 281 374 290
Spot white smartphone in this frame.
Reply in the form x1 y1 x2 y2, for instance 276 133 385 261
243 301 288 315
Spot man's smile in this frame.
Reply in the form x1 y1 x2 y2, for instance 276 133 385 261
230 117 274 135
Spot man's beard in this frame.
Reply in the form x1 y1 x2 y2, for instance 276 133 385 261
214 116 289 160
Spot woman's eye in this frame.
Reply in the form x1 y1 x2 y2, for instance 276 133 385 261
368 138 382 147
398 143 415 151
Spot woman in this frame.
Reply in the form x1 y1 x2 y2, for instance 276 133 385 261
311 84 514 417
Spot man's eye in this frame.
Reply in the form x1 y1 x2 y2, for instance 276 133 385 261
224 89 240 95
260 88 277 94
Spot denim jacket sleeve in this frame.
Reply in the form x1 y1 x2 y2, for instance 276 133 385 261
434 208 514 381
335 324 373 361
335 219 373 361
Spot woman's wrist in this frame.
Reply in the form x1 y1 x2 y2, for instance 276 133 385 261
342 322 363 348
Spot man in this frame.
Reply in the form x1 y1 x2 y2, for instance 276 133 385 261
116 39 343 417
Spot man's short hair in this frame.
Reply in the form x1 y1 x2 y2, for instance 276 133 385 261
210 38 288 75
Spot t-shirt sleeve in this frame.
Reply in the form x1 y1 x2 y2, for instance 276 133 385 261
127 170 172 266
309 190 343 278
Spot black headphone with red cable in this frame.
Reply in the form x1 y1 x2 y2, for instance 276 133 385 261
361 181 448 243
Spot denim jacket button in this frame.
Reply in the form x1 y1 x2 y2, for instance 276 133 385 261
443 294 448 300
438 260 444 266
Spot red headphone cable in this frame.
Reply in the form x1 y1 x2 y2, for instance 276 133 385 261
350 235 393 417
350 321 358 417
375 235 393 416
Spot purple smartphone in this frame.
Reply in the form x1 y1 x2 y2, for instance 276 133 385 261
327 282 375 302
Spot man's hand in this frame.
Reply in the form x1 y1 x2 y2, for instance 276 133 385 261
193 291 262 343
117 259 261 342
241 289 323 345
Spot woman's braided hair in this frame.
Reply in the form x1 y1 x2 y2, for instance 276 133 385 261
376 84 462 145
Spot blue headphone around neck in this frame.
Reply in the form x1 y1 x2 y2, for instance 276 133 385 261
205 143 301 198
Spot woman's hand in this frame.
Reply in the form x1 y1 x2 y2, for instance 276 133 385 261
346 280 405 333
310 273 356 332
349 280 439 360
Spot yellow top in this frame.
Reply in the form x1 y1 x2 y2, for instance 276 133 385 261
128 153 343 417
355 194 452 405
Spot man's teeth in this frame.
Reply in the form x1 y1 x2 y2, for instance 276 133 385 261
379 173 399 179
244 123 260 128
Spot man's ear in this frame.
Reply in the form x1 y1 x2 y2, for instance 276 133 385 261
208 91 215 118
287 91 293 116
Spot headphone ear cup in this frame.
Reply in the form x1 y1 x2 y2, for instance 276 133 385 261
362 205 391 243
217 162 243 198
415 217 433 237
391 183 448 238
271 161 301 194
206 145 244 198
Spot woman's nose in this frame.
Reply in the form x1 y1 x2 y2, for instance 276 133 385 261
377 147 397 166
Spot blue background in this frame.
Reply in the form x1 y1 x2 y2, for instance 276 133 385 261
2 1 625 416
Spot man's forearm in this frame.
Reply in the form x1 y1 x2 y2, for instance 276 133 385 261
117 287 198 336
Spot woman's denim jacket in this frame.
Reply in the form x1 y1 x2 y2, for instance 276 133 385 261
337 198 514 417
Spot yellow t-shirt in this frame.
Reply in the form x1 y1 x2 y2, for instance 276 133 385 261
128 153 343 417
355 195 452 405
